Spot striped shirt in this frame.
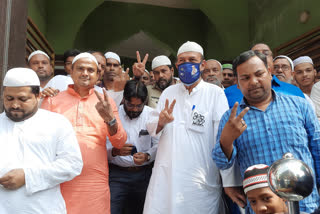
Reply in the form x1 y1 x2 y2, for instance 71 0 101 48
213 90 320 213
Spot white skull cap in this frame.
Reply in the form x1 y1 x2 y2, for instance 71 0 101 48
28 50 50 62
177 41 203 56
273 55 294 71
104 51 121 64
4 67 40 87
293 56 314 67
72 52 98 66
151 55 171 70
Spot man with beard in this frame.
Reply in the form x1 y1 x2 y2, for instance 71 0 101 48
107 80 158 214
0 68 82 214
28 50 54 91
147 55 174 108
202 59 223 87
41 52 127 214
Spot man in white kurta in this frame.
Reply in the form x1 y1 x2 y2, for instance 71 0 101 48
0 68 83 214
143 42 229 214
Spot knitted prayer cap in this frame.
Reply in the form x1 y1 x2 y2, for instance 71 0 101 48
222 63 233 70
243 164 269 194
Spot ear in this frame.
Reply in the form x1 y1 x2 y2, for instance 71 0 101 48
200 60 206 71
170 67 174 75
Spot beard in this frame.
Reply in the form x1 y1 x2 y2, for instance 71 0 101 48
156 76 172 90
5 105 38 122
124 104 143 119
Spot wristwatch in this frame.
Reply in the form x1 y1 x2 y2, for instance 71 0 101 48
106 118 117 127
146 153 151 161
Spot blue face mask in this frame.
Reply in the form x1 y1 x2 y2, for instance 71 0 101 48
178 62 201 86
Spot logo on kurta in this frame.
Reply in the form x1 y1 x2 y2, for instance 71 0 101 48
192 112 205 126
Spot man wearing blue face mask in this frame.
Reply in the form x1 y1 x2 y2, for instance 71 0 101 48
143 41 230 214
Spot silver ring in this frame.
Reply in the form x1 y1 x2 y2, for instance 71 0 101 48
241 119 246 126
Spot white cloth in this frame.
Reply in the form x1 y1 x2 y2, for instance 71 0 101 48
304 93 316 113
104 51 121 64
0 109 83 214
143 80 229 214
311 82 320 121
95 87 123 107
45 75 73 92
28 50 49 62
107 105 159 167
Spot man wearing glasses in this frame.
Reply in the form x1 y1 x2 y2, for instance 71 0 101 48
107 80 159 214
273 55 294 83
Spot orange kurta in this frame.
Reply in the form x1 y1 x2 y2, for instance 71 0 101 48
41 86 127 214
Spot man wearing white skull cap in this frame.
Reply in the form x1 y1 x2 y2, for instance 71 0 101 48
143 41 229 214
146 55 175 108
293 56 317 96
28 50 54 91
0 67 83 214
41 52 127 214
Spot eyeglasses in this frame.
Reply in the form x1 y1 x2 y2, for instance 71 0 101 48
274 65 291 71
124 100 144 109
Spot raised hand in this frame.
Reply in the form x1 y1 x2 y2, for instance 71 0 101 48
94 88 115 123
113 67 130 92
220 102 249 158
41 87 60 98
132 51 149 78
157 99 176 133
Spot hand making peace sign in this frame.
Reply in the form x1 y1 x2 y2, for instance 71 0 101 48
132 51 149 78
94 88 115 123
220 102 249 158
156 99 176 133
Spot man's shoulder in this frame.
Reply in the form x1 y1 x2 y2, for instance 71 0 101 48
37 109 70 122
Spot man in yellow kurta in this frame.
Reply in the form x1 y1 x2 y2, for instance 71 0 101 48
42 52 127 214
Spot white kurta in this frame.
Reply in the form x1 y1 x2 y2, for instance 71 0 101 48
107 105 159 167
144 80 229 214
0 109 83 214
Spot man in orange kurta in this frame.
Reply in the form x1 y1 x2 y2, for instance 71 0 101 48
41 53 127 214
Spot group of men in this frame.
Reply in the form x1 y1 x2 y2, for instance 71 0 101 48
1 40 320 214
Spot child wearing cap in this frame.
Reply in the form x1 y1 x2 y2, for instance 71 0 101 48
243 164 288 214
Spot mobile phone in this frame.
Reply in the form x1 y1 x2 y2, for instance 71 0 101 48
130 146 137 156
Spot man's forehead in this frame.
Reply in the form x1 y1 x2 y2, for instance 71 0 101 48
177 51 202 59
74 58 98 68
4 86 33 94
223 68 233 73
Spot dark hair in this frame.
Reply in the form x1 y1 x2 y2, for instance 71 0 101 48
123 80 148 103
63 49 81 63
31 86 40 96
232 50 268 76
89 51 104 56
